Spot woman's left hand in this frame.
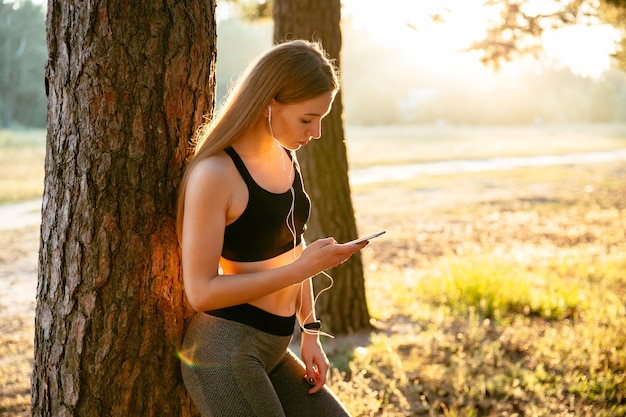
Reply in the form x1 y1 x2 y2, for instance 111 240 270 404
300 334 330 394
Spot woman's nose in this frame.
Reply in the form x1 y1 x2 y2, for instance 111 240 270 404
309 122 322 139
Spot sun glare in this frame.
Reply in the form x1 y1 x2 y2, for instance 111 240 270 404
342 0 617 78
343 0 492 50
542 24 618 78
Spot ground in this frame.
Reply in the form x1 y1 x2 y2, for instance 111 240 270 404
0 225 38 416
1 158 625 416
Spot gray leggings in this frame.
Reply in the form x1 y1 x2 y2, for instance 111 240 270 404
180 312 351 417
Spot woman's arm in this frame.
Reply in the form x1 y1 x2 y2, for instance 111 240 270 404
297 277 330 394
296 277 316 326
181 156 365 312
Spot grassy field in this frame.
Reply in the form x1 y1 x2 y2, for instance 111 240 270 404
345 123 626 168
330 159 626 416
1 125 625 416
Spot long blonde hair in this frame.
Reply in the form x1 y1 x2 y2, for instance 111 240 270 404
176 40 340 241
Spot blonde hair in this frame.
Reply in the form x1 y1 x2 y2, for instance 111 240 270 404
176 40 340 241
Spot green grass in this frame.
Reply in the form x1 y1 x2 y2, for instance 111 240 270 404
419 254 585 322
329 129 626 415
327 251 626 416
324 157 626 416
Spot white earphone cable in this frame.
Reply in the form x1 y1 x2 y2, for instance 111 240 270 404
268 105 334 338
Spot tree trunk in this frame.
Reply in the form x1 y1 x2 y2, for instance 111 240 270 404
273 0 372 334
33 1 215 416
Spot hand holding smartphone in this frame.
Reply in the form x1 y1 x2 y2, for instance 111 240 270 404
344 230 386 245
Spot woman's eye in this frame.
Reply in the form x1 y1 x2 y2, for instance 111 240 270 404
301 119 312 124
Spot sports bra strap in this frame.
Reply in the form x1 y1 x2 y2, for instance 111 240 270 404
224 146 255 184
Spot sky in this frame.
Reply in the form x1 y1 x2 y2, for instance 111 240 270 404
342 0 619 79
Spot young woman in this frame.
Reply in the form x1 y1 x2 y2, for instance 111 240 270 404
176 40 366 416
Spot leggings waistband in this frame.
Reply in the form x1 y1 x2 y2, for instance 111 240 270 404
205 303 296 336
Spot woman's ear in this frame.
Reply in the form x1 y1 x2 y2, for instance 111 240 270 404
264 99 277 118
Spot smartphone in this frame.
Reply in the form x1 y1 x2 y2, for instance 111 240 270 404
344 230 386 245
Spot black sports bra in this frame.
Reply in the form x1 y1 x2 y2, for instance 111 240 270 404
221 146 311 262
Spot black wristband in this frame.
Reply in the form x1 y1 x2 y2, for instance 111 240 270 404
300 320 322 333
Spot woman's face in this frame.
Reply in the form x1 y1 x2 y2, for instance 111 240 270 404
268 92 335 151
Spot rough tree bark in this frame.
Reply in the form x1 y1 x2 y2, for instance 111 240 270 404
273 0 372 334
32 1 215 416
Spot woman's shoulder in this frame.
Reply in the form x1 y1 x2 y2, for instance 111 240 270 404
187 151 236 188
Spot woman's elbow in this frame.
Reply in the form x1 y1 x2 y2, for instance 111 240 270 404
183 278 211 312
184 291 206 312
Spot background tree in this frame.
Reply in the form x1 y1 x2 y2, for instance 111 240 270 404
0 0 46 128
32 1 215 415
273 0 372 334
469 0 626 70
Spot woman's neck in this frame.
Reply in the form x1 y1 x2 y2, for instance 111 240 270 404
233 118 280 161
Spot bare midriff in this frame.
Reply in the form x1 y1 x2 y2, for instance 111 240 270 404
219 242 304 317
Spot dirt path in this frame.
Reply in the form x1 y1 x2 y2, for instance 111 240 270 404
0 200 42 232
1 148 625 232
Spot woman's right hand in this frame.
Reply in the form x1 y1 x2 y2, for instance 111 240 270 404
293 237 367 278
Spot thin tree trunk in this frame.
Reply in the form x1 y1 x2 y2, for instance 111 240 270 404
33 1 215 416
273 0 372 334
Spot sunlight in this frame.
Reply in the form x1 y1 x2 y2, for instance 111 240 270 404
542 23 619 78
342 0 499 86
343 0 492 49
342 0 617 78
